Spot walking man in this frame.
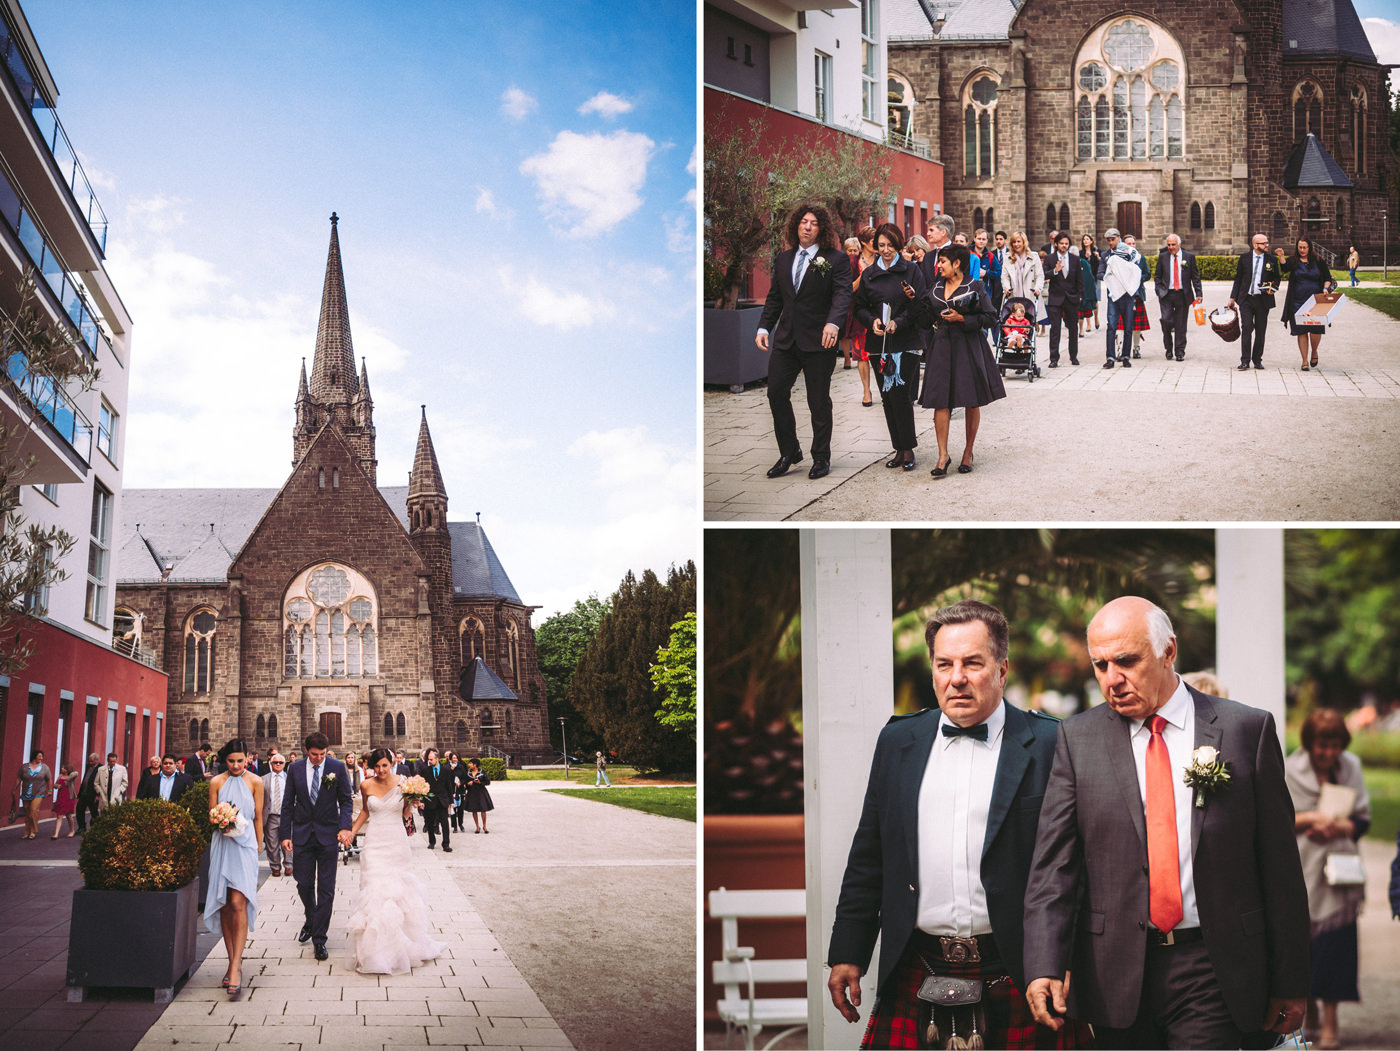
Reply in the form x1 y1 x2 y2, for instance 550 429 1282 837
1155 234 1203 361
1227 233 1284 371
1098 228 1142 368
262 752 289 876
1042 232 1082 366
280 732 354 960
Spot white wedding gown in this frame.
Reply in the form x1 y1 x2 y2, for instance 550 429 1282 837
345 778 444 974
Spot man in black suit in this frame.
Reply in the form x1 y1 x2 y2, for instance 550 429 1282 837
1042 232 1082 366
136 753 193 801
416 747 457 852
75 751 101 832
279 731 355 960
1228 233 1285 371
755 203 853 481
187 742 214 780
826 601 1075 1047
1024 597 1308 1048
1154 233 1203 361
920 214 954 288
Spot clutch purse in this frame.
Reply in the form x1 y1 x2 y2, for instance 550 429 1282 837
1323 852 1365 886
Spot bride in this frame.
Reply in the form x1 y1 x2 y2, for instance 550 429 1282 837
345 748 444 974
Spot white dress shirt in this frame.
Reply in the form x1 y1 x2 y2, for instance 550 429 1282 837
916 701 1007 936
159 773 176 801
269 771 284 814
1128 677 1201 928
1250 251 1265 295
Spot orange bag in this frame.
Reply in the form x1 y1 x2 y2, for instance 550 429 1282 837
1193 305 1206 326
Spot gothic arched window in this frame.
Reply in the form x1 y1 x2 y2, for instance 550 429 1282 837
1204 202 1215 230
506 621 521 690
1190 202 1201 230
963 73 998 178
384 713 394 737
985 208 995 232
1272 211 1288 244
396 712 406 736
1351 84 1367 174
256 714 266 740
200 718 210 741
268 714 278 739
1075 18 1184 162
184 609 217 694
1293 81 1322 142
282 563 378 680
459 616 486 664
887 72 915 145
189 719 199 745
973 207 984 231
504 709 514 737
1058 204 1070 233
456 720 467 744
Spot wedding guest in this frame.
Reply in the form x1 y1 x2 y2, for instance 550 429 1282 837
1079 234 1101 333
48 762 78 839
1000 231 1042 310
1279 238 1336 371
135 755 164 799
261 752 289 876
1286 709 1370 1051
849 226 878 408
206 739 264 999
447 752 467 832
94 752 127 810
14 751 50 840
463 759 494 834
75 752 101 833
841 236 861 371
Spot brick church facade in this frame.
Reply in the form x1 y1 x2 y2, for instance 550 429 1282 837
887 0 1391 259
112 216 552 765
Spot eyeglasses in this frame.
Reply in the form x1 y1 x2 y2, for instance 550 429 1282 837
271 760 285 765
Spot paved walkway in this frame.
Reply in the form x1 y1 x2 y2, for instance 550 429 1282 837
705 281 1400 521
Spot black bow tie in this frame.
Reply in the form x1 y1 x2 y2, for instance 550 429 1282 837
942 722 989 741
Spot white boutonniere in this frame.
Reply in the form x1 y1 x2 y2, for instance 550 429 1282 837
1182 746 1230 808
811 256 832 278
322 772 337 786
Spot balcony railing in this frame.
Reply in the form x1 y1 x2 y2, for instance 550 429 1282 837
0 16 109 253
4 344 94 465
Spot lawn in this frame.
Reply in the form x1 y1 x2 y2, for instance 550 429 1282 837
509 766 694 785
546 786 696 822
1346 287 1400 321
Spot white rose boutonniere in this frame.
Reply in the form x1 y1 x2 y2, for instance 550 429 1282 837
322 772 337 786
811 256 832 278
1181 746 1230 808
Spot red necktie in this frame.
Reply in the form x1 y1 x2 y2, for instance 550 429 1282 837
1173 254 1180 291
1146 715 1183 932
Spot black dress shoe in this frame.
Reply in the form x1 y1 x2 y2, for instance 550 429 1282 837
442 846 453 853
1120 358 1132 367
885 454 903 468
766 453 803 478
902 457 917 471
1165 349 1174 359
1048 360 1059 368
1253 362 1264 369
314 945 328 961
1236 363 1250 370
1175 353 1185 361
298 924 312 943
1102 360 1115 369
808 460 830 480
1070 358 1079 365
1132 349 1140 358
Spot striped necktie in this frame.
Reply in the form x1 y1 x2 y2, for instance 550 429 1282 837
310 764 321 805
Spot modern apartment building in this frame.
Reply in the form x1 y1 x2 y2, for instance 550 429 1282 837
0 0 165 813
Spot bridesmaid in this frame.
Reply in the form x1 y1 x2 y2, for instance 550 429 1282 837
205 739 264 999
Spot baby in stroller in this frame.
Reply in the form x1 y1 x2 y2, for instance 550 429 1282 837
1002 298 1033 347
995 295 1040 381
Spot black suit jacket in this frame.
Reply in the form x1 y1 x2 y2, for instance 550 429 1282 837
1023 686 1309 1032
279 757 354 847
1041 251 1083 309
758 245 852 354
1230 251 1283 307
417 760 459 809
1154 248 1203 301
136 770 193 801
827 701 1062 994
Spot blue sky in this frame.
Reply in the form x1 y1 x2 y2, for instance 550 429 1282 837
26 0 697 621
1357 2 1400 63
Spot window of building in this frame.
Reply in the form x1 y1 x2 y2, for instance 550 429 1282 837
1190 202 1201 230
85 483 112 624
985 208 995 232
34 482 57 503
506 621 521 690
814 51 832 124
1293 81 1322 141
1352 84 1367 173
268 714 278 738
1045 204 1057 237
97 401 117 461
396 712 406 736
456 720 467 744
282 563 378 680
1337 199 1344 229
482 708 495 738
184 609 217 694
963 74 998 178
1272 211 1288 243
1075 18 1184 162
384 713 394 737
504 709 513 737
256 714 266 740
23 542 53 615
1059 204 1070 233
189 718 199 744
888 73 914 145
332 467 339 488
460 616 486 664
973 208 984 231
860 0 878 122
200 717 210 741
1307 197 1321 222
318 467 325 489
1204 202 1215 230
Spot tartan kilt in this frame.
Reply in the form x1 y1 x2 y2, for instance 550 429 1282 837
860 942 1095 1050
1115 300 1151 331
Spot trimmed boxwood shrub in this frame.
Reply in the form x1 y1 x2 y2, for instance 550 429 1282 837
174 779 216 844
475 757 507 781
1139 254 1243 281
77 799 206 891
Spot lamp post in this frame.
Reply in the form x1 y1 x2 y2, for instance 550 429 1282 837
558 717 569 781
1384 211 1388 280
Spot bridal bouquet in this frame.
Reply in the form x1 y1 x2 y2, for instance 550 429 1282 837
400 775 432 804
209 800 247 837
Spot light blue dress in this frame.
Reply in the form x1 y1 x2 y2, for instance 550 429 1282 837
203 773 259 934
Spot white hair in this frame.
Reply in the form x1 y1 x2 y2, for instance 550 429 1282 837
1144 603 1176 658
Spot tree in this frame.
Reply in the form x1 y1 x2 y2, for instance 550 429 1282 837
534 595 609 753
651 611 696 741
572 561 696 773
772 132 900 250
1 273 100 674
703 108 792 308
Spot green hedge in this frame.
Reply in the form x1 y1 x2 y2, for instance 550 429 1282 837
1136 254 1241 281
474 757 508 781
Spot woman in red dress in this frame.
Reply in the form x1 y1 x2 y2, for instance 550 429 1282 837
50 762 78 838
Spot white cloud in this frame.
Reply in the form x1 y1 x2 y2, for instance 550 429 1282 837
500 85 538 121
664 212 693 255
475 187 498 217
500 266 616 331
578 91 634 119
519 130 655 237
686 144 696 175
1363 18 1400 64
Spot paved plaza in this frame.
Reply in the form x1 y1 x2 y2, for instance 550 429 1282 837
0 780 696 1051
705 282 1400 521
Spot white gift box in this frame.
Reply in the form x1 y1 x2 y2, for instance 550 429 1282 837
1298 292 1346 326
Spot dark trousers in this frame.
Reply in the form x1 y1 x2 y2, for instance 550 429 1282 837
1239 295 1270 365
767 345 838 461
1094 941 1247 1050
76 796 99 831
1046 301 1078 362
292 836 339 947
1159 290 1191 355
424 800 451 848
1105 294 1135 360
876 352 920 452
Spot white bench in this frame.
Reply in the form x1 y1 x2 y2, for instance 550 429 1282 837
709 887 808 1051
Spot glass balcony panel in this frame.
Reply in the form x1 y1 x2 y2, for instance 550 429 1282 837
16 208 44 265
0 177 19 230
42 252 66 299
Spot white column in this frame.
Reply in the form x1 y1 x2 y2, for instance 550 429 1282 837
1215 528 1286 750
801 529 895 1051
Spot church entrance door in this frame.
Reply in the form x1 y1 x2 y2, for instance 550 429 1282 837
1116 202 1142 240
319 711 342 746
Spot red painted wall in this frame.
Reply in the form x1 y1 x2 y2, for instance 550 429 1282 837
2 619 168 819
706 88 945 304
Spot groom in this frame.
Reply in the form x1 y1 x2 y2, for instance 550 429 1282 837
279 731 354 960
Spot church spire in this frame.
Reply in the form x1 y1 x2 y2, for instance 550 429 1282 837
408 406 447 502
309 212 358 400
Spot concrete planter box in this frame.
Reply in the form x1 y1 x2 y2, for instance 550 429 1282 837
66 878 199 1002
704 306 767 391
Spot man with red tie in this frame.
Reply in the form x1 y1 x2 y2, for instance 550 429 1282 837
1154 234 1203 362
1023 597 1309 1048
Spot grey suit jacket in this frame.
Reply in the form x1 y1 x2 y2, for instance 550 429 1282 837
261 770 290 824
827 700 1061 994
1023 686 1309 1032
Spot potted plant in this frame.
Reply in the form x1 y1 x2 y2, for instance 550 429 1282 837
66 799 207 1003
174 779 215 907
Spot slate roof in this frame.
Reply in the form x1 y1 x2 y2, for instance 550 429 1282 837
1282 133 1355 188
117 485 523 603
886 0 944 41
1282 0 1377 62
939 0 1020 41
459 657 518 701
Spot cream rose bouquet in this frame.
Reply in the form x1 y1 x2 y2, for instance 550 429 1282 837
400 774 432 804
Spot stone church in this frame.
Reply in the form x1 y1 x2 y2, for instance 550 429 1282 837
886 0 1390 260
113 216 552 765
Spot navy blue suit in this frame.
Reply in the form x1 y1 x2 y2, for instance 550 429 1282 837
280 756 354 947
826 700 1061 994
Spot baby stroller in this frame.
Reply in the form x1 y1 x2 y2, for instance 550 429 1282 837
995 296 1040 382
